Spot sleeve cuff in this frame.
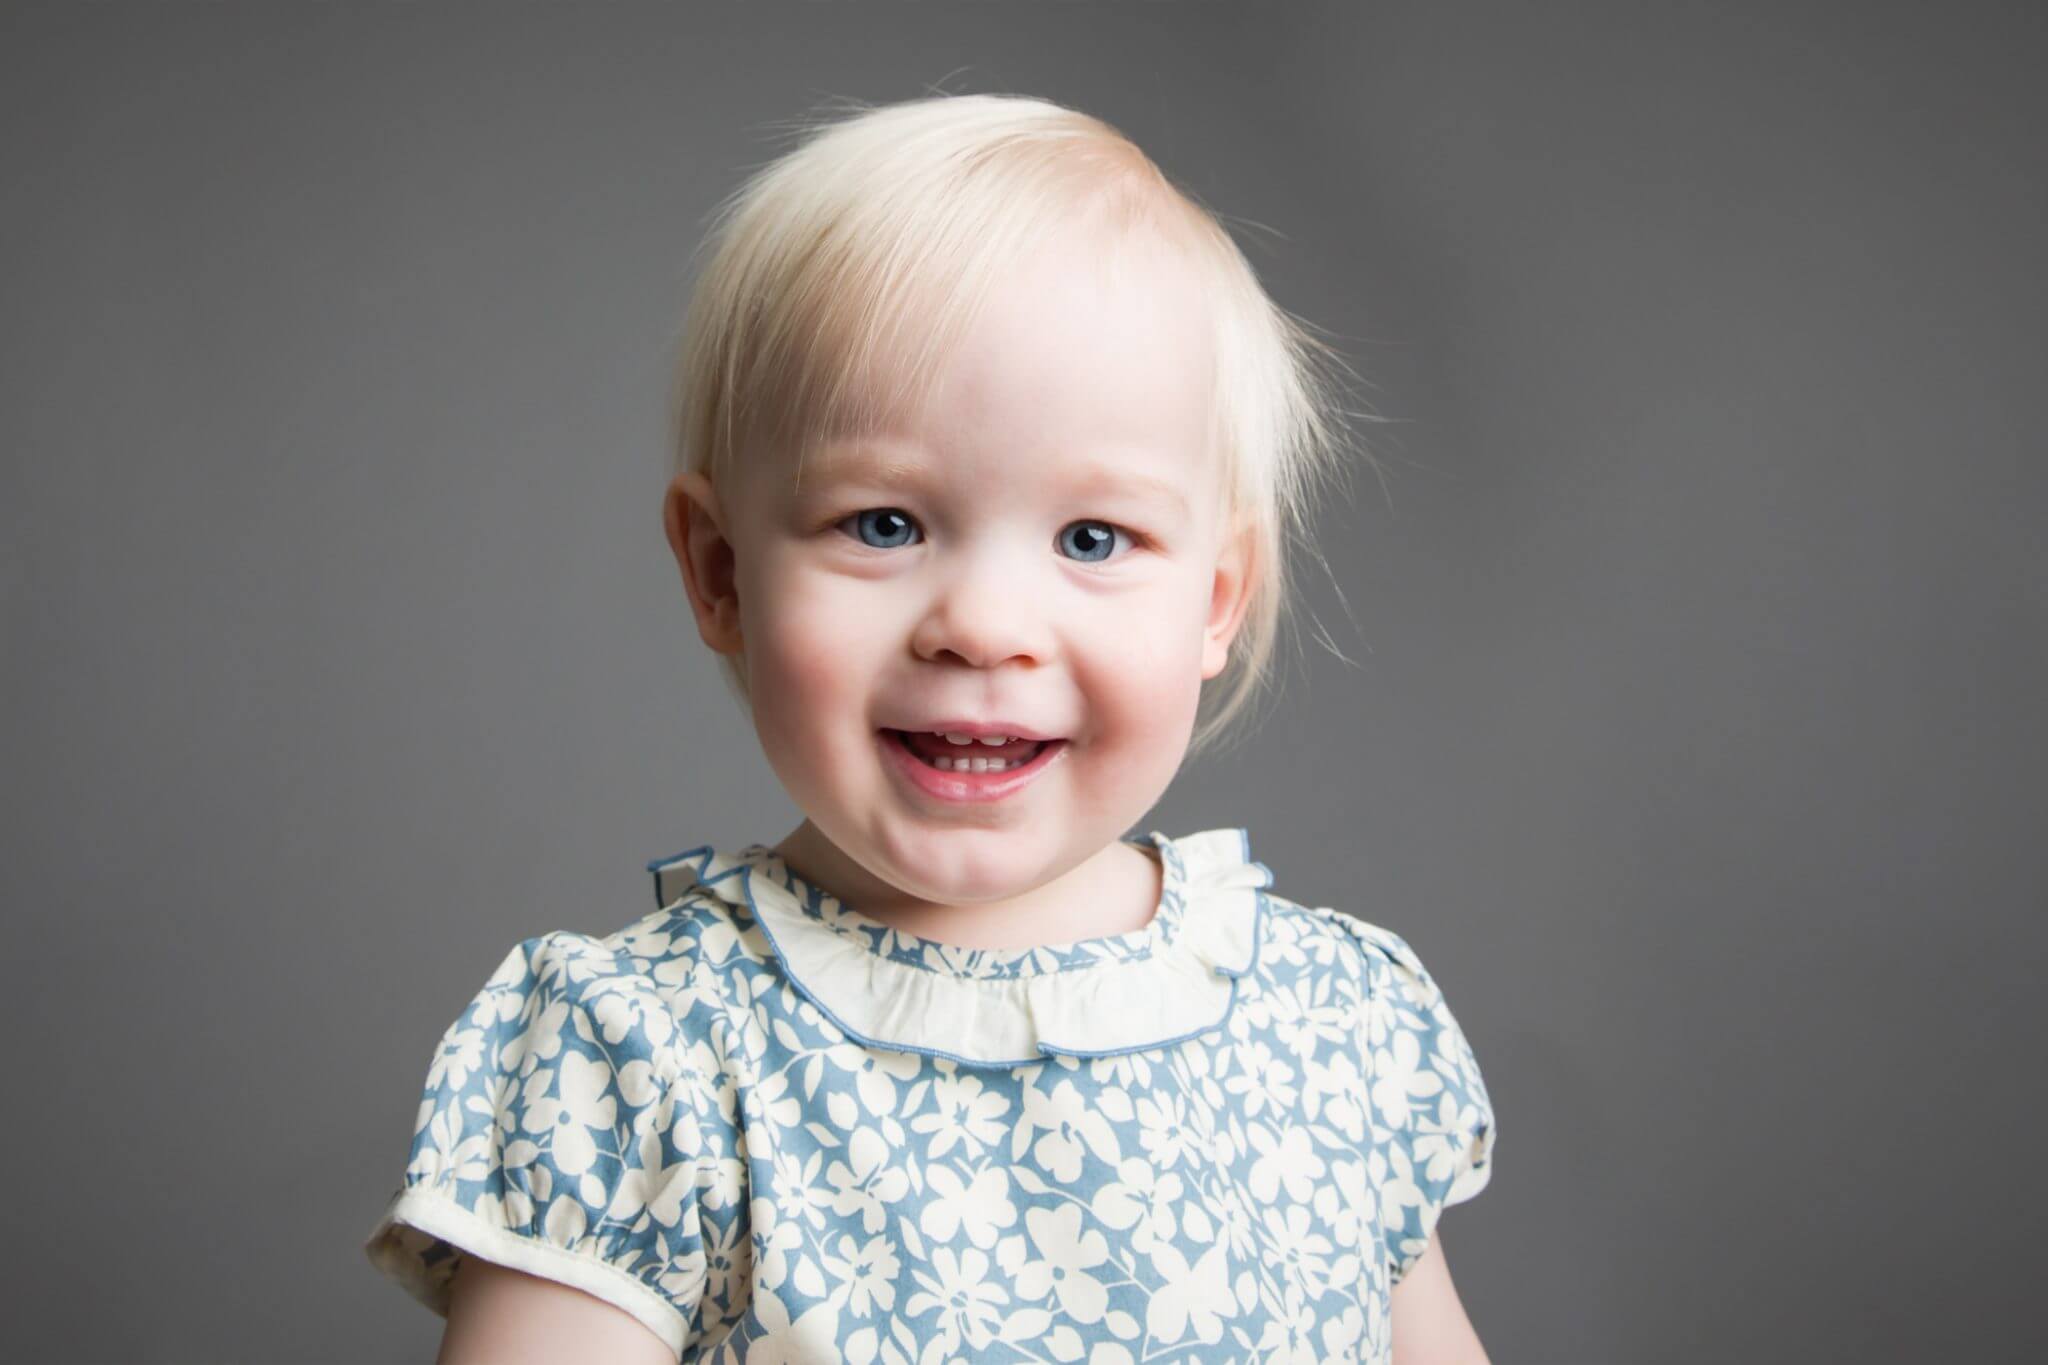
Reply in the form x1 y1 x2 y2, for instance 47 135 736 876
1445 1151 1493 1206
362 1186 688 1356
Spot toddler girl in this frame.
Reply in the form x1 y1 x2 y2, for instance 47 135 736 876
365 92 1498 1364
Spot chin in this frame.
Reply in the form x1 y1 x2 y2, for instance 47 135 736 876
883 828 1057 897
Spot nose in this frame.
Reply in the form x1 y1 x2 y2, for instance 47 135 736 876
909 544 1052 669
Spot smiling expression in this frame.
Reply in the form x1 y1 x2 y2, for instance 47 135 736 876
665 222 1253 932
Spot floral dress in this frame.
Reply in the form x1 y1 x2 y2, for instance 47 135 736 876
364 828 1497 1363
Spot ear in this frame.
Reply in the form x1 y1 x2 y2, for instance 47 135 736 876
1200 525 1257 680
662 470 743 656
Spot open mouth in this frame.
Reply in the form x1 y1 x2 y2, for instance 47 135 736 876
881 729 1057 773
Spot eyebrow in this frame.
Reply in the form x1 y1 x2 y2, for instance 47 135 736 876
799 447 1192 518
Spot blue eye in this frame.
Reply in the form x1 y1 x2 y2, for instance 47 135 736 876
843 508 921 549
836 510 1133 561
1058 520 1129 563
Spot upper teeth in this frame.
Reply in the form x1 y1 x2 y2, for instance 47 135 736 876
943 732 1014 746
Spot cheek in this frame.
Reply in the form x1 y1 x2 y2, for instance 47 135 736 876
1073 596 1208 744
739 565 882 745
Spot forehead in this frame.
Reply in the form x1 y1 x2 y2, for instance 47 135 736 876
941 225 1213 431
798 439 1198 522
798 225 1220 508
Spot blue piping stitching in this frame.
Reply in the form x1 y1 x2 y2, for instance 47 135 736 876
732 862 1056 1070
1042 885 1266 1057
640 828 1267 1069
646 845 717 909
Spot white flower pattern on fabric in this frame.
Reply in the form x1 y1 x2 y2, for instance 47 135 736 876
364 829 1496 1362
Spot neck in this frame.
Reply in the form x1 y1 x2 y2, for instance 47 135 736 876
768 821 1163 951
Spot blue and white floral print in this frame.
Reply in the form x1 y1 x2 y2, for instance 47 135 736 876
365 828 1496 1363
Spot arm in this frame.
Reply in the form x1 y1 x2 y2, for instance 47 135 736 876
437 1257 675 1365
1390 1229 1490 1365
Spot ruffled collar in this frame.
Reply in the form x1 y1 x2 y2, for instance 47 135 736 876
645 828 1272 1069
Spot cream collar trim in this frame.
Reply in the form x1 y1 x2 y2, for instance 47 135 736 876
645 828 1271 1069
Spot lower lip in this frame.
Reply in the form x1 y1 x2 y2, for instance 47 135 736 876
878 729 1069 804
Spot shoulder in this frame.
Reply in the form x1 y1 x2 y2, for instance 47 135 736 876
441 929 692 1105
1254 893 1490 1110
1255 890 1445 1003
449 881 771 1082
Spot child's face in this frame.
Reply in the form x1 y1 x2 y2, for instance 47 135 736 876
667 224 1252 909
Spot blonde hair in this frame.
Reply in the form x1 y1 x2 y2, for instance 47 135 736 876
669 91 1373 759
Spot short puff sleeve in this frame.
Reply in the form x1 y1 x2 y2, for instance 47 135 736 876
363 931 717 1356
1349 920 1498 1285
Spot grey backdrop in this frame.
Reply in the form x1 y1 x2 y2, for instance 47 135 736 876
3 3 2041 1362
